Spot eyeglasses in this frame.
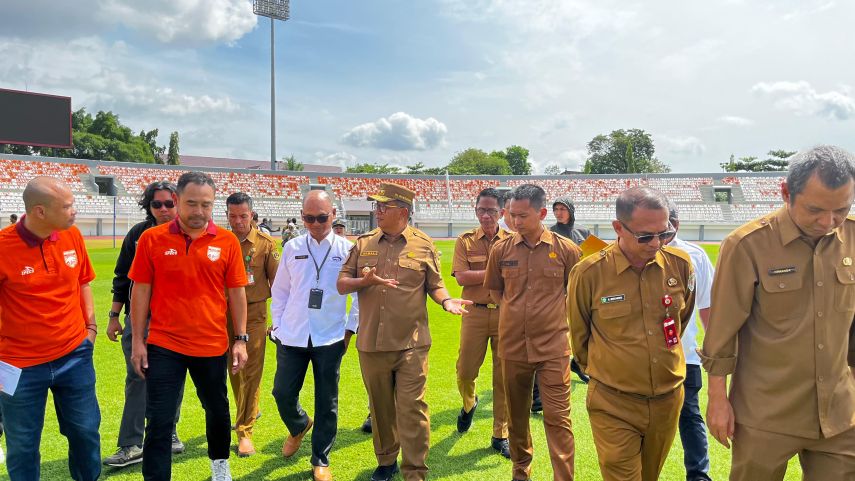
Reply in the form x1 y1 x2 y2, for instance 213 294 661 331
150 200 175 209
302 213 330 224
373 202 404 214
620 222 676 244
475 208 500 216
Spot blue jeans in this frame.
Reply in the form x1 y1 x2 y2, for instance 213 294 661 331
0 339 101 481
679 364 711 480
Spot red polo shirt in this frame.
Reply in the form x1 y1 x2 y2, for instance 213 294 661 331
0 217 95 368
129 219 247 357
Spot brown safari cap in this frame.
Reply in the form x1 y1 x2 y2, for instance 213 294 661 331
367 182 415 206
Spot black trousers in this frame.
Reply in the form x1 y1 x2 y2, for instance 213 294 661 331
142 344 230 481
272 339 345 467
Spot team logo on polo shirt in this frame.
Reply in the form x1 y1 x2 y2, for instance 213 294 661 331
207 246 221 262
21 266 34 276
63 249 78 268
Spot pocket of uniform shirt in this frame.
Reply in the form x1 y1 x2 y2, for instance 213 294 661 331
398 258 424 271
542 267 564 289
758 273 806 322
597 302 632 319
835 267 855 313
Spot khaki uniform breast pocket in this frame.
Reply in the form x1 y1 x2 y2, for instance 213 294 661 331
542 267 564 291
467 253 487 270
835 267 855 313
594 301 635 342
501 267 520 291
758 273 806 328
397 257 425 285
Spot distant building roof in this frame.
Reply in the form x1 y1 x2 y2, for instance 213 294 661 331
179 155 342 173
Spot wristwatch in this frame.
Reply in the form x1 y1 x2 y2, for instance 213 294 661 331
108 310 121 319
234 334 250 342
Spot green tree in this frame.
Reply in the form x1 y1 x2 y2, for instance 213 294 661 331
583 129 669 174
346 162 401 174
721 150 794 172
167 132 180 165
405 162 426 174
282 154 303 171
543 164 562 175
446 148 511 175
492 145 531 175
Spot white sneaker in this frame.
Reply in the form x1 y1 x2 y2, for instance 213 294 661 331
211 459 231 481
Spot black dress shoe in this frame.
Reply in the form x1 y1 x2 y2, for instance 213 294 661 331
361 414 373 433
457 396 478 433
491 437 510 459
570 358 589 384
371 463 399 481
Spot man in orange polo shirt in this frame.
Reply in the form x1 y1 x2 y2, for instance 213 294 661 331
0 176 101 481
129 171 249 481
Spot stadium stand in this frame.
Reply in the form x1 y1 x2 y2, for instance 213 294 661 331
2 155 850 240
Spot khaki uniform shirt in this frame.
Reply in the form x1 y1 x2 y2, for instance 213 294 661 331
700 208 855 439
240 227 280 305
452 226 510 305
483 227 582 363
340 226 444 352
568 243 696 397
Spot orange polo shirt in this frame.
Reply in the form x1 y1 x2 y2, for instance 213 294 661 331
0 218 95 368
129 219 247 357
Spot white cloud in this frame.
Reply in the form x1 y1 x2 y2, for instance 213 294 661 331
752 81 855 120
314 151 359 169
657 135 706 156
717 115 755 126
341 112 448 151
557 149 588 171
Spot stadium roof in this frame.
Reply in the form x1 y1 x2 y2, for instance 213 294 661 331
179 154 342 173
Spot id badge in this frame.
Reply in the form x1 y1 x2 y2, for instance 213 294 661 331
663 317 679 349
308 288 324 309
246 270 255 286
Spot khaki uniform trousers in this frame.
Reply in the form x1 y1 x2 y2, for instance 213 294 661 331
359 346 430 481
502 356 574 481
587 379 684 481
730 423 855 481
456 305 508 438
227 301 268 440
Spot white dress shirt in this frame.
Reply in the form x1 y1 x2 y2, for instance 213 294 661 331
670 236 714 365
270 230 358 347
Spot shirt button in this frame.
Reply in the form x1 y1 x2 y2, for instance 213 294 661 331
818 344 825 350
647 330 653 336
380 306 385 310
817 281 824 287
778 283 786 289
819 376 824 382
527 286 532 290
818 311 824 317
652 358 658 363
382 289 386 293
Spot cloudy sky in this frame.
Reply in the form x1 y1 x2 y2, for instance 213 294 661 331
2 0 853 173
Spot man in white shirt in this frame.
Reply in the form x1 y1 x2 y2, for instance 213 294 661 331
665 202 714 481
269 190 357 481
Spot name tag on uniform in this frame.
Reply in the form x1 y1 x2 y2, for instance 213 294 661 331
362 250 379 256
295 255 309 260
768 266 796 276
601 294 625 304
500 260 519 267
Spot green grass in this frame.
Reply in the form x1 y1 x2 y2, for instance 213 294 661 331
2 239 804 480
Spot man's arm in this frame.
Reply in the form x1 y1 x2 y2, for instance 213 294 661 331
130 283 152 378
427 287 472 315
228 286 248 374
80 283 97 344
265 242 279 287
451 236 485 287
699 308 710 331
567 265 592 371
269 248 291 330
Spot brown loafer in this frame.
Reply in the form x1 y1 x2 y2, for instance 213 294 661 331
237 437 255 457
282 418 313 457
313 465 333 481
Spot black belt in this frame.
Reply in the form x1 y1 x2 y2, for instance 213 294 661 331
473 303 499 309
594 379 681 401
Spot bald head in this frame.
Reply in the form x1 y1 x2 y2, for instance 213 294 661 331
23 176 71 212
303 190 334 212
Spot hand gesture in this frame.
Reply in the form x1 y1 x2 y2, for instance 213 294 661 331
442 298 473 315
361 266 399 289
707 394 736 448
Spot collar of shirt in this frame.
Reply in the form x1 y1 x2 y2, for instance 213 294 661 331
511 225 553 247
240 226 259 245
168 218 218 237
776 206 843 246
15 214 59 248
474 225 506 242
611 241 666 275
380 225 414 244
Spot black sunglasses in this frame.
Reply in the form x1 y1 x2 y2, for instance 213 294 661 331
620 221 676 244
302 214 331 224
150 200 175 209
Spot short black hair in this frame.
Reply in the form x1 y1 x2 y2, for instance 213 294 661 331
138 181 177 223
176 171 216 195
476 187 503 205
9 213 18 222
615 187 670 223
226 192 253 210
510 184 546 210
786 145 855 203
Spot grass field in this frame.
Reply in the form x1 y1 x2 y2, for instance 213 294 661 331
2 239 803 480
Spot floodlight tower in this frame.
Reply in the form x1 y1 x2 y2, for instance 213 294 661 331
253 0 290 171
